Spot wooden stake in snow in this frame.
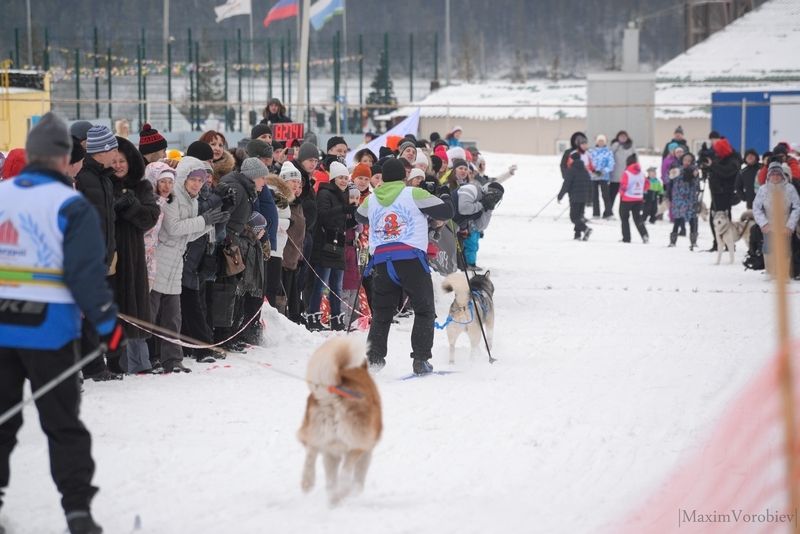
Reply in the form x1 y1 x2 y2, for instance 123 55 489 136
769 186 799 532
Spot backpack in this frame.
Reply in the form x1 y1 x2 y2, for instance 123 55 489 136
449 186 483 227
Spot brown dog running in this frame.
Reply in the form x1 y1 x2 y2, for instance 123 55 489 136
298 337 382 505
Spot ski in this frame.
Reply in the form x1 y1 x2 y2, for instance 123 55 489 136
398 370 459 381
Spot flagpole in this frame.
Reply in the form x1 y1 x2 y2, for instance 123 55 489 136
249 9 255 119
297 0 311 128
342 0 347 102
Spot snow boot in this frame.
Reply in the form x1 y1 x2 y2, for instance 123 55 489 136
274 295 288 316
368 355 386 373
305 313 324 332
689 232 698 251
412 358 434 376
330 314 346 331
163 360 192 373
668 232 677 247
582 227 593 241
194 349 217 364
574 231 582 240
66 511 102 534
84 369 123 382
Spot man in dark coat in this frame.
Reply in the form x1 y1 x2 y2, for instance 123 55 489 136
74 125 123 380
558 149 594 241
702 136 742 251
734 148 760 209
291 142 320 319
109 137 161 374
660 125 690 159
213 158 266 348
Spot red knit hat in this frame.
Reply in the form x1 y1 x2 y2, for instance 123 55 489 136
138 123 167 156
351 162 372 179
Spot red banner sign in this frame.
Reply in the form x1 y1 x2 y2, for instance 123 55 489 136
272 123 305 142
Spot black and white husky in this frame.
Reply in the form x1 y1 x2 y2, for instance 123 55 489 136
441 271 495 363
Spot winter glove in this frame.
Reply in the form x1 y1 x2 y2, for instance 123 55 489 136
457 228 469 239
343 204 358 215
261 242 272 259
221 187 237 211
100 322 127 352
480 191 502 211
114 190 136 212
202 207 231 226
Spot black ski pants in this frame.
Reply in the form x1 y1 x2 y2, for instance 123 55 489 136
367 259 436 362
620 201 649 242
0 341 98 514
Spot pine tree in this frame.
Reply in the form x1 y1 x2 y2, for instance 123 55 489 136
366 47 396 117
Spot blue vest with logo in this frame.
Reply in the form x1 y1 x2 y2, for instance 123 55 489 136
0 172 83 349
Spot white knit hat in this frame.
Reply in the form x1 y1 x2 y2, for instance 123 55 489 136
279 161 301 181
329 161 349 180
407 168 425 181
414 150 429 168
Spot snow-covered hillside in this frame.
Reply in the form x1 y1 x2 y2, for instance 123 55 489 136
3 154 797 534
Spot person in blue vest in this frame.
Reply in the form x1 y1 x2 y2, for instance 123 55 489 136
0 112 125 534
356 158 453 375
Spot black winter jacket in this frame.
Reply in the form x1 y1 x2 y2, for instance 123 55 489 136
76 155 117 269
734 162 760 206
292 159 318 233
218 172 257 236
110 137 160 338
558 152 592 204
310 182 356 270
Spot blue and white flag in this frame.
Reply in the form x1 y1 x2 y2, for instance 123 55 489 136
309 0 344 30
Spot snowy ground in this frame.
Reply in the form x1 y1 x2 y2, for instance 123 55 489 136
4 154 799 534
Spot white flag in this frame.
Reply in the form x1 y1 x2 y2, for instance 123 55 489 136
214 0 252 22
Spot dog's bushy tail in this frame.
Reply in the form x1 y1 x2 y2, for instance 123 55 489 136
306 337 366 399
442 272 470 308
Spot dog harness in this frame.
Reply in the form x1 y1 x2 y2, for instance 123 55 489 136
435 290 490 330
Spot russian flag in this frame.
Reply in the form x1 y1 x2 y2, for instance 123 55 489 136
263 0 299 28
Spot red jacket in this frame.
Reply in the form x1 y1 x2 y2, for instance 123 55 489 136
620 163 650 202
757 156 800 185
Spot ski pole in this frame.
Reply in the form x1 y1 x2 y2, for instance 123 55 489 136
0 344 107 427
457 242 496 364
530 193 558 220
553 204 570 221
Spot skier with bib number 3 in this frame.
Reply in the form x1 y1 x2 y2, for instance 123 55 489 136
356 158 453 375
0 113 125 534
